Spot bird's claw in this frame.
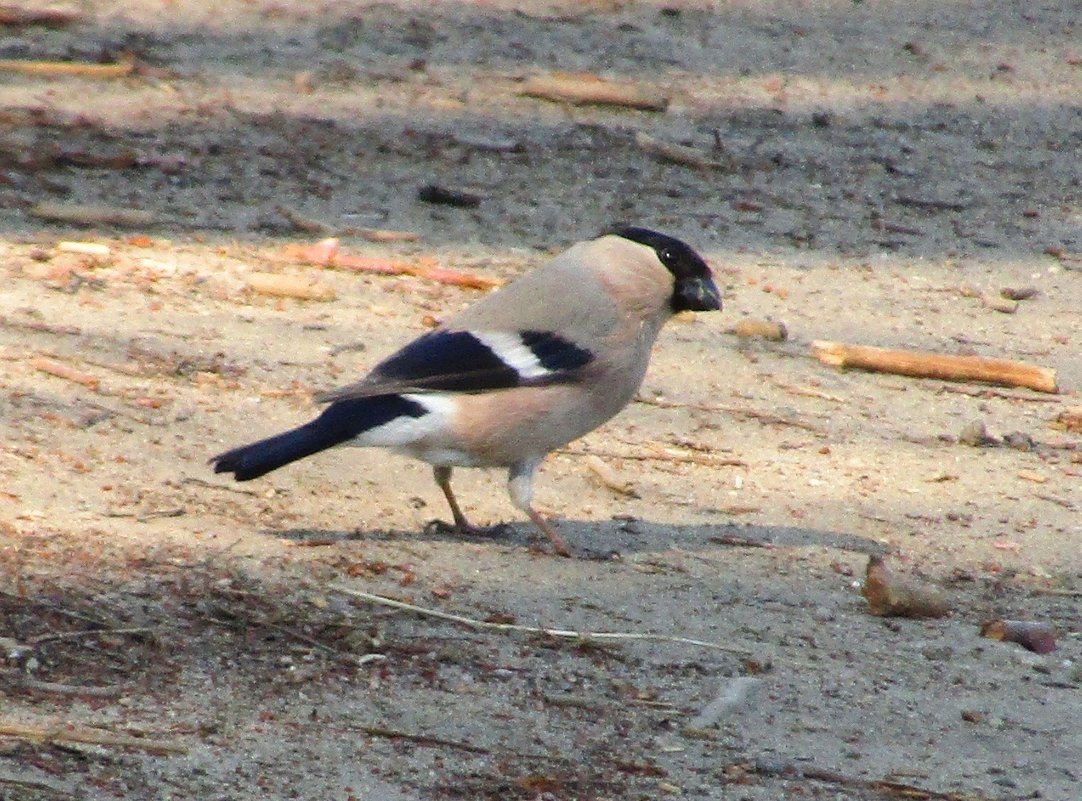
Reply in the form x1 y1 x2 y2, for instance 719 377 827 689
424 519 514 539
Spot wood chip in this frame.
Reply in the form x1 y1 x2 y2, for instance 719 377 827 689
1017 470 1047 484
1000 286 1037 301
980 619 1057 654
634 132 728 170
56 241 111 257
861 555 951 618
520 72 669 111
1051 407 1082 433
981 293 1018 314
728 318 788 340
247 272 336 301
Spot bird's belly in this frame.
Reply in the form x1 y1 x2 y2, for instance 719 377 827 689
447 382 632 466
393 446 485 468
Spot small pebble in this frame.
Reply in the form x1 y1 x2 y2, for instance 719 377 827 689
1000 286 1037 300
1003 431 1035 451
959 419 998 447
981 293 1018 313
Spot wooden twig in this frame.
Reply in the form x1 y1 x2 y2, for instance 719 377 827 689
583 455 639 497
346 724 563 763
935 383 1064 403
53 146 138 169
351 227 420 243
0 591 112 628
29 626 158 645
519 72 669 111
642 442 747 468
563 443 746 469
276 204 335 235
332 586 750 655
0 58 133 78
1034 493 1076 510
0 315 81 337
276 208 419 240
29 201 155 227
811 340 1058 394
709 534 774 549
180 477 264 496
0 721 187 755
284 238 503 290
30 356 100 389
893 195 968 212
635 132 728 170
411 264 502 290
348 725 490 755
742 760 996 801
0 769 73 798
636 395 828 433
774 383 845 403
1029 588 1082 598
1 672 125 698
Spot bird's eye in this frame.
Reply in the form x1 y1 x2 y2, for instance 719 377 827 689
660 248 676 266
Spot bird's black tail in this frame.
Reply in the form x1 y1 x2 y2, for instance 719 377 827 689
209 395 428 481
210 418 349 481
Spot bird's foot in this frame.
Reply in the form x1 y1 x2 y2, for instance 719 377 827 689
424 519 515 539
424 517 577 559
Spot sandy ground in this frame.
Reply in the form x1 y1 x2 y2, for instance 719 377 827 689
1 1 1080 799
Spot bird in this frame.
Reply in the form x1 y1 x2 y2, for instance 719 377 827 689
210 226 721 555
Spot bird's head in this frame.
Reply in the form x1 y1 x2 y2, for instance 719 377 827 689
607 226 722 313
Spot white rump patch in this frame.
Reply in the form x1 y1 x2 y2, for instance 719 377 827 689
472 331 549 380
350 393 456 449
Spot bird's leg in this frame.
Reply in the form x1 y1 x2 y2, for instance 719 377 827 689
433 465 473 532
509 460 571 557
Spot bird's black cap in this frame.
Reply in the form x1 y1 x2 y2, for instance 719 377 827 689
608 226 722 312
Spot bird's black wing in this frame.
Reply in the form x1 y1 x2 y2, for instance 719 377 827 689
316 328 594 402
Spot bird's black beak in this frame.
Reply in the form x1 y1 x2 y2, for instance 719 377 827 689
673 275 722 313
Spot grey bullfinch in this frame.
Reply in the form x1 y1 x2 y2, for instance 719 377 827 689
210 226 721 555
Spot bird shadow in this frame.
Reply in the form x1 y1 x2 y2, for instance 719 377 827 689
270 516 887 558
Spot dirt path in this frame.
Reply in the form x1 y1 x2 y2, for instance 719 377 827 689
1 2 1079 799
